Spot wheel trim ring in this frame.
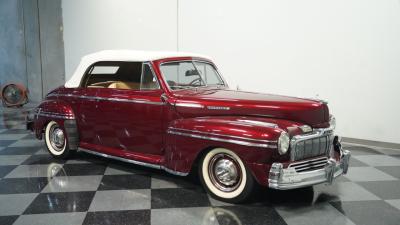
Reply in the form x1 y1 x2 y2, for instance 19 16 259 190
208 153 242 192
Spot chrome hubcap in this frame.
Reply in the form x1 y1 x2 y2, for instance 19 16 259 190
214 159 239 186
208 153 242 192
49 125 65 151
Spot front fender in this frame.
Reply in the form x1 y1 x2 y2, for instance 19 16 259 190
164 116 301 176
31 100 78 149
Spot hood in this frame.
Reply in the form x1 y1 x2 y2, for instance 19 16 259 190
172 88 330 128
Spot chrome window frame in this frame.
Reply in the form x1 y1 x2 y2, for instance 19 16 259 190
158 60 228 91
139 62 161 91
80 61 162 92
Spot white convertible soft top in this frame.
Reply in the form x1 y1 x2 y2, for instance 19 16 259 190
65 50 210 88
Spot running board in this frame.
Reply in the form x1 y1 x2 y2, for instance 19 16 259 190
78 147 188 176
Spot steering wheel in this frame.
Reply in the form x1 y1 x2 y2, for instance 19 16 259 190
189 78 203 86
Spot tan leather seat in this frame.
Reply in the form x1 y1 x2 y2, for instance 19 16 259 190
108 81 140 90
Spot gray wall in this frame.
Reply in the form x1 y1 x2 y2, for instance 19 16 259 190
0 0 65 103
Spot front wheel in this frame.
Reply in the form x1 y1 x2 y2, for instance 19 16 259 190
44 121 71 159
199 148 255 203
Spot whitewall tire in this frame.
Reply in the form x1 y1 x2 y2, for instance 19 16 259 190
45 121 71 159
199 148 255 203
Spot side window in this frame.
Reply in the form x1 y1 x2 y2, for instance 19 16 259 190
140 64 160 90
82 61 158 91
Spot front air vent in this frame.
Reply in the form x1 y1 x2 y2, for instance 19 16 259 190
288 157 328 173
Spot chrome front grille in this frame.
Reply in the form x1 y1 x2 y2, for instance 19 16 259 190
290 135 332 161
288 157 328 173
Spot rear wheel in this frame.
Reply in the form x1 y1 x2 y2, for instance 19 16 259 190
199 148 255 203
45 121 71 159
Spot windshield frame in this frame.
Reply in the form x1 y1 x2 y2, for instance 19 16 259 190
158 60 227 91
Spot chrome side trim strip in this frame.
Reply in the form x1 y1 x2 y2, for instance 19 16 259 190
236 119 278 128
163 167 188 176
167 130 277 148
79 148 161 169
168 127 277 144
78 148 188 176
48 93 165 106
175 102 204 108
37 111 75 119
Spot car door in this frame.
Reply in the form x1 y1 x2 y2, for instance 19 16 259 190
70 87 103 146
93 62 165 156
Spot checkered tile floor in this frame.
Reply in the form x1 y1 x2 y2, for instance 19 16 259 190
1 106 400 225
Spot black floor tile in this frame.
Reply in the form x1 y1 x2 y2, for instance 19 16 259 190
0 165 17 178
67 152 111 165
0 215 19 225
331 200 400 225
21 133 36 140
357 180 400 200
22 154 66 165
0 147 40 155
23 191 96 214
106 161 155 175
0 129 29 135
0 177 48 194
214 205 287 225
376 166 400 179
349 157 369 167
98 174 151 190
58 163 107 176
83 210 150 225
0 140 16 148
253 187 316 206
151 188 210 209
345 146 382 155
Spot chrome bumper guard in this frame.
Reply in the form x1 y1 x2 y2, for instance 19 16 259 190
268 149 351 190
26 109 36 131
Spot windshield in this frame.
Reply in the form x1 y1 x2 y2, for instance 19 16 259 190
159 61 225 90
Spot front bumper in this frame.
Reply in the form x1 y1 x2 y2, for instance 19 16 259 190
268 149 351 190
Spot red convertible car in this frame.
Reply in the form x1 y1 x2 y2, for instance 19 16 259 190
27 50 350 202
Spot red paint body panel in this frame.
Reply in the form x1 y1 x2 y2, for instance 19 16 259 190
80 141 162 165
31 56 333 187
172 88 329 128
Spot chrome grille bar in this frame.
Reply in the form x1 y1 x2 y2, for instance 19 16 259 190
288 157 328 173
291 134 332 161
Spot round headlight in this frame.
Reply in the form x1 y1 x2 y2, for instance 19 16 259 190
278 131 290 155
329 115 336 130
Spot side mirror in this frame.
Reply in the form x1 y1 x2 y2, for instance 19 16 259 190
185 69 200 77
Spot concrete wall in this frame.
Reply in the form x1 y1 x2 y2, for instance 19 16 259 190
0 0 27 88
62 0 400 144
0 0 65 102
